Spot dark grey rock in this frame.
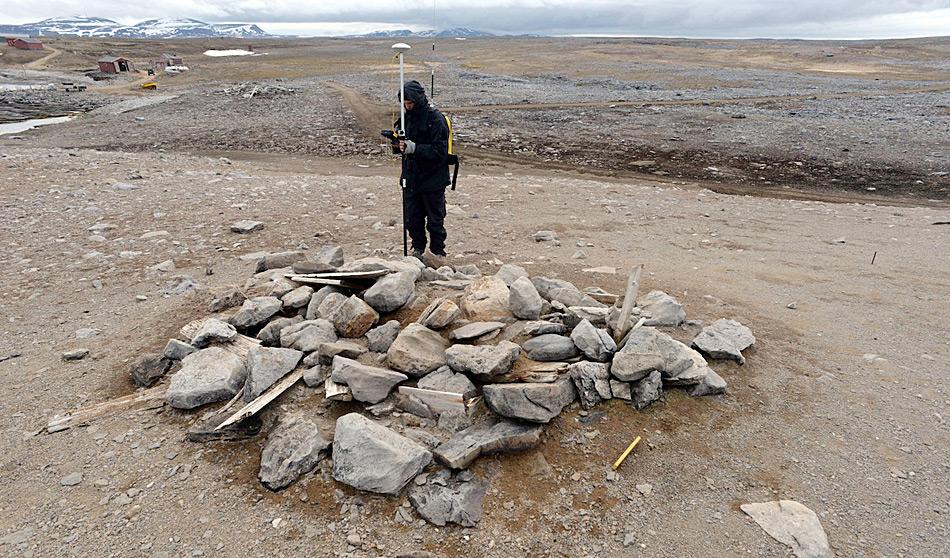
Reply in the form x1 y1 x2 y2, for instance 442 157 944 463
245 346 303 401
332 413 432 495
409 472 487 527
330 295 379 338
302 365 328 387
522 334 578 361
482 377 576 423
364 271 416 313
570 319 616 362
330 356 408 404
316 341 366 365
291 260 337 274
569 361 612 409
163 338 197 361
631 370 662 410
638 290 686 327
230 297 282 330
279 319 338 352
509 276 543 319
445 341 521 380
166 347 247 409
191 318 237 348
434 419 544 469
366 320 401 352
130 353 173 387
256 315 303 346
209 289 245 313
259 416 331 490
387 323 449 377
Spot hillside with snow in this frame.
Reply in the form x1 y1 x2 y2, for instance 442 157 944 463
0 16 268 38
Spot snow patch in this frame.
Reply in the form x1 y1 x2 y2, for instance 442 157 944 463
203 49 259 57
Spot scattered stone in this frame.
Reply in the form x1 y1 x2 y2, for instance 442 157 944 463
521 334 578 361
255 251 305 273
417 366 477 396
166 347 247 409
482 377 576 423
495 264 529 286
60 472 83 486
245 346 303 401
636 483 653 496
458 276 513 321
330 356 408 404
631 370 662 410
366 320 401 352
302 365 327 387
163 339 197 361
509 276 543 320
364 271 416 313
692 318 755 364
330 295 379 338
741 500 832 558
434 419 544 469
686 369 728 397
259 416 331 491
387 324 449 377
449 321 505 341
191 318 237 348
566 306 610 328
62 348 89 361
332 413 432 495
314 245 345 267
230 220 264 234
230 297 282 330
149 259 176 273
256 315 303 346
534 230 558 242
445 341 521 380
281 286 314 310
409 472 487 527
280 319 338 352
75 327 99 339
533 277 606 308
570 319 616 362
610 380 631 401
569 361 612 409
417 298 461 330
130 353 173 387
638 290 686 326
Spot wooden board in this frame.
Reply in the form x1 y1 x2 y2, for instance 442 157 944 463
397 386 468 414
45 384 166 433
613 264 643 342
285 270 388 280
286 276 369 289
214 369 303 430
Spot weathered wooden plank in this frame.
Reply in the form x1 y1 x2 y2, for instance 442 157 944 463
613 264 643 342
45 384 166 433
214 369 303 431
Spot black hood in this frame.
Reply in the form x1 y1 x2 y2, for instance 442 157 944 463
400 80 428 110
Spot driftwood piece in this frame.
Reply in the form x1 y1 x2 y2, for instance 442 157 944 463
179 318 260 358
214 369 303 431
495 359 567 383
45 384 166 433
613 264 644 342
285 276 367 289
287 270 389 280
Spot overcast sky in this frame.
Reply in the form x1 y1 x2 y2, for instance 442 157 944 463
3 0 950 39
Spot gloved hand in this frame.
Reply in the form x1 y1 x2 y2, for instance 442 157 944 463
403 140 416 154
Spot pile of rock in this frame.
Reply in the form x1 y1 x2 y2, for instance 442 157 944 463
142 246 754 528
216 82 297 99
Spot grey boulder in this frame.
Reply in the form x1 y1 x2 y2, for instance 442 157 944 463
387 323 449 377
330 356 408 404
332 413 432 495
692 318 755 364
279 319 338 352
163 338 196 361
256 315 303 346
280 286 314 310
305 286 343 319
445 341 521 380
255 251 305 273
569 361 612 409
409 471 487 527
191 318 237 348
166 347 247 409
638 290 686 326
631 370 662 410
230 219 264 234
482 377 576 423
434 419 543 469
458 276 512 321
364 271 416 313
686 369 728 397
366 320 401 352
258 416 331 491
330 295 379 338
495 263 529 286
130 353 173 387
418 366 476 396
569 319 616 362
417 298 461 330
509 276 543 320
522 334 578 362
314 245 345 267
230 297 282 330
245 345 303 401
313 292 347 320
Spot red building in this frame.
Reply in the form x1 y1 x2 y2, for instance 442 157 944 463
5 37 17 46
12 38 44 50
152 53 183 70
97 56 135 74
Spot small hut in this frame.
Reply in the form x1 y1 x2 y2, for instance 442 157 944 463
97 56 135 74
152 53 183 71
13 38 44 50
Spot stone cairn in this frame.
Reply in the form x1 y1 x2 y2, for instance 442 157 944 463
137 245 755 528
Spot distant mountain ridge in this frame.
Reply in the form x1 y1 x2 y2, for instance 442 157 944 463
0 16 268 38
360 27 495 38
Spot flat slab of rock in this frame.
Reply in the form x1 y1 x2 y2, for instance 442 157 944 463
230 220 264 234
418 366 476 396
364 271 416 313
434 419 544 469
245 346 303 401
445 341 521 381
611 327 665 381
316 341 366 365
130 353 173 387
191 318 237 348
387 323 449 377
409 471 487 527
279 319 338 352
495 264 529 286
291 260 337 274
281 285 314 310
569 361 612 409
523 321 569 336
255 250 305 273
330 356 408 403
741 500 832 558
163 338 196 361
509 276 543 320
330 295 379 338
305 286 343 320
483 377 576 423
230 297 282 330
459 276 513 321
570 319 616 362
686 369 727 397
418 298 461 330
259 416 330 491
449 321 505 341
366 320 401 352
332 413 432 495
522 334 578 362
166 347 247 409
638 290 686 326
692 318 755 364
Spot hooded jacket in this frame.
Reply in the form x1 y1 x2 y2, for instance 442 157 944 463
398 80 450 193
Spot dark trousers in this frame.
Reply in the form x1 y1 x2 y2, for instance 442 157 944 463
404 187 447 255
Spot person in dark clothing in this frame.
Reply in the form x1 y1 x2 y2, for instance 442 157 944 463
396 80 451 264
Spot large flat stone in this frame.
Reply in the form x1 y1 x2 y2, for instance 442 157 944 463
482 377 576 423
279 319 338 352
330 356 408 404
245 346 303 401
387 323 449 377
364 271 416 313
418 366 476 396
332 413 432 495
409 471 487 527
418 298 461 330
259 416 330 491
522 334 578 362
692 318 755 364
610 327 665 382
434 419 543 469
741 500 832 558
166 347 247 409
449 321 505 341
191 318 237 348
445 341 521 381
459 276 513 321
638 290 686 327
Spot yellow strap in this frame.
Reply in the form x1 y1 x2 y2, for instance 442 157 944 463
445 115 453 155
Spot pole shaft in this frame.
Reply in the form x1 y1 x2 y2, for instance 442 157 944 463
399 53 406 134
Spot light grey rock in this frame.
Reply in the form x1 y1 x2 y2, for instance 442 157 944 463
434 419 543 469
653 332 712 386
162 274 201 296
409 472 487 527
482 377 577 423
449 321 505 341
421 267 451 282
166 347 247 409
259 416 330 490
279 319 338 352
243 267 294 298
610 380 631 401
445 341 521 380
230 220 263 234
316 341 366 365
330 356 408 403
417 298 461 330
454 264 481 278
566 306 609 328
523 321 569 336
191 318 237 348
314 292 348 320
130 353 173 387
522 334 578 362
230 297 282 330
255 251 305 273
534 230 558 242
418 366 476 396
60 472 83 486
403 428 443 449
339 257 422 281
305 286 343 320
291 260 336 274
314 245 345 267
509 276 543 320
686 369 728 397
570 319 616 362
332 413 432 495
692 318 755 364
569 361 612 409
458 276 512 321
366 320 401 352
281 286 314 310
163 338 196 361
302 365 327 387
495 264 529 286
387 323 449 377
638 290 686 327
330 295 379 338
364 272 416 313
611 327 665 382
631 370 662 410
256 316 303 346
245 346 303 401
531 276 575 299
548 286 606 309
740 500 832 558
209 289 245 313
62 348 89 361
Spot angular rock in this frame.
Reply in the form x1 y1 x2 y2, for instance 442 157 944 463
653 332 712 386
454 264 482 278
244 268 295 298
445 341 521 381
230 219 264 234
230 297 282 330
302 364 327 387
686 369 727 397
741 500 832 558
314 291 347 320
366 320 401 352
482 377 576 423
281 286 314 310
387 323 449 377
330 356 408 404
611 327 665 382
610 379 631 401
566 306 609 328
569 361 612 409
531 276 575 299
279 319 338 352
522 334 578 362
245 346 303 401
434 419 544 469
458 276 513 321
130 353 173 387
692 318 755 364
330 295 379 338
631 370 662 410
255 251 305 273
259 416 330 491
509 276 543 320
409 472 487 527
418 366 476 396
166 347 247 409
291 260 337 274
534 230 557 242
449 321 505 341
495 264 529 287
305 286 343 320
163 338 196 361
332 413 432 495
314 245 345 267
209 289 245 313
316 341 366 365
364 271 416 313
548 286 606 309
570 319 616 362
523 321 569 336
417 298 461 330
256 315 303 346
191 318 237 348
638 290 686 327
